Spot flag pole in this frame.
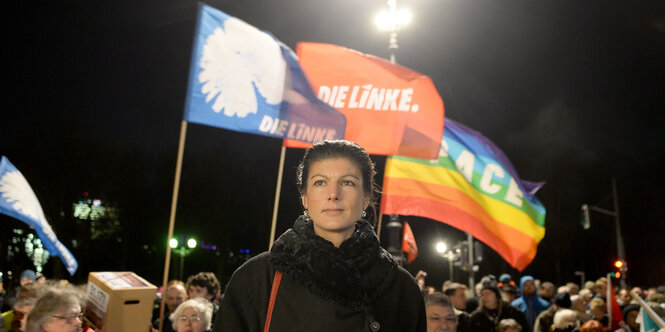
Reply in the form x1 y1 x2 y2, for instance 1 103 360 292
376 213 384 239
633 289 665 328
607 273 612 329
158 120 188 332
268 145 287 249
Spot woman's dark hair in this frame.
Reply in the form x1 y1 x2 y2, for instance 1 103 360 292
296 140 378 214
186 272 221 297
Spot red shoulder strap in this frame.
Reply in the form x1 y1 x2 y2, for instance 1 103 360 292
264 270 283 332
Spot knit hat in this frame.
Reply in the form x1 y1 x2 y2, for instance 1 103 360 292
20 269 36 281
480 274 501 299
554 292 572 308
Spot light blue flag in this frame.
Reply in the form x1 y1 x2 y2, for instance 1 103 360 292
183 4 346 143
0 156 78 275
638 307 661 332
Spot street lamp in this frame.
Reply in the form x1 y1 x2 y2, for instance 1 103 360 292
436 241 455 282
170 236 197 280
375 0 412 64
581 178 626 287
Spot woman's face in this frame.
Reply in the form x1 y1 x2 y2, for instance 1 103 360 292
301 157 369 245
42 304 82 332
176 307 205 332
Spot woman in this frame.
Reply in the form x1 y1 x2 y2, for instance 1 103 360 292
26 288 83 332
215 140 426 331
170 298 213 332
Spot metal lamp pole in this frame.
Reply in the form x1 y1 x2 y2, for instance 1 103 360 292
581 177 626 287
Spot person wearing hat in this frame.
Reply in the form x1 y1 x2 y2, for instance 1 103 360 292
614 304 640 332
533 292 571 332
469 275 530 332
1 271 37 313
511 276 550 330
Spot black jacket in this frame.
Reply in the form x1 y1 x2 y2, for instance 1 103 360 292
214 217 426 332
469 301 530 332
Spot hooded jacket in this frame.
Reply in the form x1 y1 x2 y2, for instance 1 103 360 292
214 216 426 332
511 276 550 329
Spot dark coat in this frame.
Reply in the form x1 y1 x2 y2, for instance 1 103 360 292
213 217 426 332
469 301 531 332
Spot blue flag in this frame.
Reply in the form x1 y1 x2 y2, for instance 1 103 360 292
183 4 346 143
0 156 78 275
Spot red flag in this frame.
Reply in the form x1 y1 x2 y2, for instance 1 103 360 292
283 42 444 159
402 221 418 264
608 276 624 330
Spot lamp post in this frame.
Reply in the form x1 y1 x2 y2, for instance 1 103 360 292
170 237 197 280
581 178 626 287
375 0 412 64
436 241 455 282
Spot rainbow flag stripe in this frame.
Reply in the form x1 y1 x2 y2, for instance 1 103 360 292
381 119 546 271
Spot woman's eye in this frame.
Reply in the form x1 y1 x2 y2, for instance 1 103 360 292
313 180 325 186
342 180 355 186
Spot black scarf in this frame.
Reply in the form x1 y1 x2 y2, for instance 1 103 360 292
270 216 398 311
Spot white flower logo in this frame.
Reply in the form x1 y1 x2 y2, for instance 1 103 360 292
0 171 50 229
199 18 286 118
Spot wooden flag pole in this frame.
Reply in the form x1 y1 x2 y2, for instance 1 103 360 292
268 145 287 249
158 120 188 332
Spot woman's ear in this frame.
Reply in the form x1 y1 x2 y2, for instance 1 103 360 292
301 195 308 210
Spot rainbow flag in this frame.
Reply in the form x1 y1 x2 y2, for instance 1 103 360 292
381 119 546 271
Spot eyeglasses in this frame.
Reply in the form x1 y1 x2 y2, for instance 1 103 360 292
14 309 30 319
52 312 83 324
178 315 202 323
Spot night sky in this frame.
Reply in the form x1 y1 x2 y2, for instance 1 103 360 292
2 1 664 289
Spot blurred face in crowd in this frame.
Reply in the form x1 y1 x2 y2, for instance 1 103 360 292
176 307 205 332
523 280 536 297
449 288 467 310
618 289 632 304
11 304 33 332
188 285 212 301
596 282 607 296
591 308 604 320
573 298 588 313
19 277 33 287
481 289 498 310
42 304 82 332
426 305 458 332
301 158 369 247
167 285 188 313
540 283 555 298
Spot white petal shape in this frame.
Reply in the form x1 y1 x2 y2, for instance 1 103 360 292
199 18 286 118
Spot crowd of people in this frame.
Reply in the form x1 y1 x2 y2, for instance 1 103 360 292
0 269 88 332
419 272 665 332
1 266 663 332
0 141 663 332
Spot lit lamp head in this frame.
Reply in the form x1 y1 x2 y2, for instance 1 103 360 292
436 241 447 254
374 8 412 31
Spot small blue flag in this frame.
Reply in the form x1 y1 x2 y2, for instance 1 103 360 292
183 4 346 143
0 156 78 275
